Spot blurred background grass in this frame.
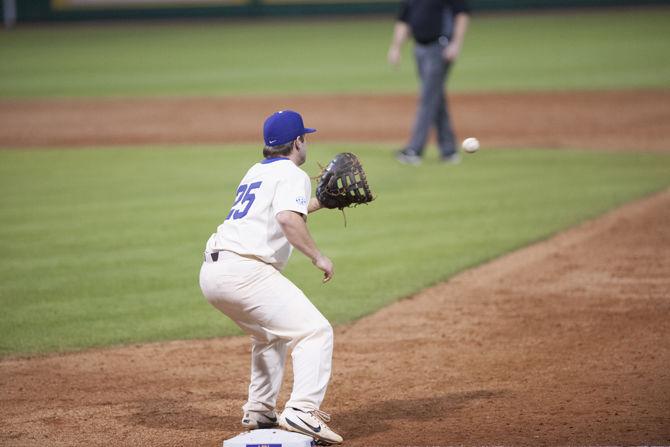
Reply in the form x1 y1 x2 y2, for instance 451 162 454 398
1 146 669 355
1 9 669 97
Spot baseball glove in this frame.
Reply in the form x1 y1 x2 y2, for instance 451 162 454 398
316 152 374 210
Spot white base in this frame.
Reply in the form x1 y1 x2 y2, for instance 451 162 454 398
223 428 315 447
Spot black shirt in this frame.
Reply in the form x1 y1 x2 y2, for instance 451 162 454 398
398 0 471 45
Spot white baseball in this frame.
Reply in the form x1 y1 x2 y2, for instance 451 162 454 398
462 137 480 153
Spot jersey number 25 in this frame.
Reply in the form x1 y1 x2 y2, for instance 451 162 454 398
226 181 262 220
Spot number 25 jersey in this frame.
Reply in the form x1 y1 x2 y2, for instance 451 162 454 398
205 157 311 271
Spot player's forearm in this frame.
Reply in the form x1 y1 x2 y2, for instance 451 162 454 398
277 210 323 263
308 197 322 214
450 13 470 47
390 21 410 50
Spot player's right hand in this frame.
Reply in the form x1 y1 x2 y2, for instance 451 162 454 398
313 254 334 283
442 41 462 62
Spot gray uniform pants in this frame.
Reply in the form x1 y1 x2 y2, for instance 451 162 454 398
406 41 456 158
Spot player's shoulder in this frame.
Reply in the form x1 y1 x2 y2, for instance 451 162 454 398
287 162 310 182
261 158 308 178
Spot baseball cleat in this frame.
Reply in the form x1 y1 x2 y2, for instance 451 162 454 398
395 149 422 165
278 407 343 445
440 152 461 165
241 410 278 429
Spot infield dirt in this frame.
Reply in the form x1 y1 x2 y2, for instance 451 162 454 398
1 90 669 446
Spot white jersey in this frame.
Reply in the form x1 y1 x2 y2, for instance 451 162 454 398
205 157 311 270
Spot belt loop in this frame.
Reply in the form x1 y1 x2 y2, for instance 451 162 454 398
204 251 220 262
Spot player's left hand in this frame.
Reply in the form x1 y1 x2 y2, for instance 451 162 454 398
315 152 374 210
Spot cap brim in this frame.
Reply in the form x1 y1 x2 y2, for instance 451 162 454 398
304 127 317 134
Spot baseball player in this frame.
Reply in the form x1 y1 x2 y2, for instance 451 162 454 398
199 110 343 445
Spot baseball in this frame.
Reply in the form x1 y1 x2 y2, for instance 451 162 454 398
462 137 480 153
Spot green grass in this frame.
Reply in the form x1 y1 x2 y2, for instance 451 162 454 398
1 145 669 355
1 8 669 356
1 8 669 97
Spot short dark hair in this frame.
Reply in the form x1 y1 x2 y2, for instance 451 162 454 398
263 135 304 158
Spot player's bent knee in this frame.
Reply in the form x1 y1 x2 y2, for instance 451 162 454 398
295 320 332 343
318 322 334 341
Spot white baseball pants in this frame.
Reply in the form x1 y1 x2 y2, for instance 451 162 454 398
199 250 333 413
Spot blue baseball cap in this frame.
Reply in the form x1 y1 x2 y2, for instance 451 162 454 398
263 110 316 147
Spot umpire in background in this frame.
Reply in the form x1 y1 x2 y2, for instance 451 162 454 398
388 0 471 165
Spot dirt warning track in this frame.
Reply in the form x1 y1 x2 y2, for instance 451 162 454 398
1 90 669 152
